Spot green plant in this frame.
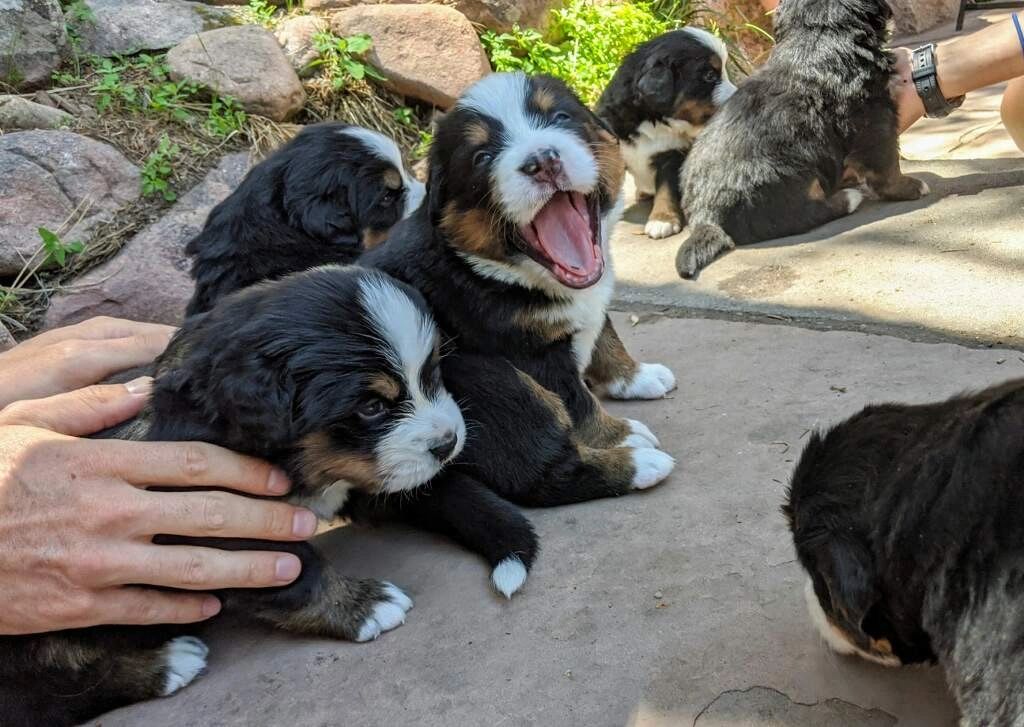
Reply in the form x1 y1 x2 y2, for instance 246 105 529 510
36 227 85 267
141 135 180 202
412 129 432 160
308 32 385 89
392 106 415 127
0 226 84 317
480 26 562 78
90 56 137 112
206 94 248 137
60 0 96 79
246 0 278 27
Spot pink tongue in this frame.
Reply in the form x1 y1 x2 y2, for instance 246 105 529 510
531 192 598 276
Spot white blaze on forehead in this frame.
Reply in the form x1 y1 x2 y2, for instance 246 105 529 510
458 72 599 226
339 126 425 217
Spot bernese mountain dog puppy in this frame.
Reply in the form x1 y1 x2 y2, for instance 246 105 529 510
676 0 928 278
1 266 463 726
596 28 736 239
185 122 424 316
358 72 678 595
785 379 1024 726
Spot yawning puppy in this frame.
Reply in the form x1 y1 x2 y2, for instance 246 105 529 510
676 0 928 277
185 122 424 315
785 379 1024 726
361 72 678 594
596 28 736 239
0 266 463 726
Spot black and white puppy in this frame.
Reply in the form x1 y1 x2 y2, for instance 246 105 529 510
596 27 736 239
360 73 678 596
185 122 424 315
676 0 928 277
0 266 463 726
785 379 1024 726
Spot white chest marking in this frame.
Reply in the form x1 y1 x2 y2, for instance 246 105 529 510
621 119 702 196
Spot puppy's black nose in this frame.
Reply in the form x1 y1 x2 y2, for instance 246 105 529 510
429 432 458 461
519 147 562 184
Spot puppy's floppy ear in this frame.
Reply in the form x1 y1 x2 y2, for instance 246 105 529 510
285 188 356 242
586 108 618 142
636 60 675 107
210 348 299 450
816 536 878 635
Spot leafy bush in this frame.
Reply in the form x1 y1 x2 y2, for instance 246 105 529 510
141 135 180 202
308 32 386 89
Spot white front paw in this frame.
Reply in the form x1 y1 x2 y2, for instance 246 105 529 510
631 448 675 490
645 218 682 239
491 556 528 598
160 636 209 696
607 363 677 400
355 583 414 642
623 418 660 448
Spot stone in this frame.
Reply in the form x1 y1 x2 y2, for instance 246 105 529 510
307 0 558 30
0 321 16 351
0 0 67 91
330 4 491 109
274 14 328 76
0 130 140 277
167 26 306 121
73 0 234 57
0 95 72 130
889 0 959 34
44 153 250 329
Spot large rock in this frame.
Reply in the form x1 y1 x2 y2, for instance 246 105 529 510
73 0 234 57
44 153 250 329
167 26 306 121
0 95 72 130
0 131 140 277
330 4 490 109
0 0 67 90
889 0 959 34
307 0 558 30
275 14 328 75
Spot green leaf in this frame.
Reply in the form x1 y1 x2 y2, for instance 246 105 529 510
37 227 60 248
344 60 365 80
345 34 372 54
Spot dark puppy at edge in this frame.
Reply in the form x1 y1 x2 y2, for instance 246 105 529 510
677 0 928 277
0 266 465 726
785 379 1024 726
185 122 424 315
596 27 736 239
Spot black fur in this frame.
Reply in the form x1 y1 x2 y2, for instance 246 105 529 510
184 122 422 315
677 0 927 277
785 379 1024 725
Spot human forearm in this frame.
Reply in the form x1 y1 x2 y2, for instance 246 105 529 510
934 17 1024 99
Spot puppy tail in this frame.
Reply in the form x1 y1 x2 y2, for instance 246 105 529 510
675 223 735 279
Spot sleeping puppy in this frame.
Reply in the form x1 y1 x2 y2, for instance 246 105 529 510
785 379 1024 726
676 0 928 278
185 122 425 315
0 266 463 726
359 72 678 595
596 28 736 239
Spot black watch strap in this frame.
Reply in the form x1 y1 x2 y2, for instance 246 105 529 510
910 43 964 119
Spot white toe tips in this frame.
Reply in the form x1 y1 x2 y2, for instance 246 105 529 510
644 218 682 239
160 636 209 697
626 419 660 448
842 189 864 214
356 583 414 642
631 448 675 490
607 363 677 400
491 556 529 599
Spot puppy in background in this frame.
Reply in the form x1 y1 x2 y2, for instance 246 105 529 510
676 0 928 277
786 379 1024 726
596 28 736 239
185 122 424 315
0 266 464 726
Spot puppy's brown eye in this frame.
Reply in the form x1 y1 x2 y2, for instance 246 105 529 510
704 68 719 83
473 150 493 167
357 398 388 421
552 111 572 124
380 188 399 206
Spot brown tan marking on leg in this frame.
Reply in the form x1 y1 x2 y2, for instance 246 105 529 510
575 393 632 449
585 317 639 390
577 444 636 489
648 177 683 231
515 369 573 431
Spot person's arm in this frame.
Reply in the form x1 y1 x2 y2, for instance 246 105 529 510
892 15 1024 132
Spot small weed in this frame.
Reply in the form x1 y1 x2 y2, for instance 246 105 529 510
393 106 416 127
246 0 278 27
0 224 85 318
90 56 137 112
141 135 180 202
206 94 248 137
36 227 85 267
308 32 385 89
412 129 432 160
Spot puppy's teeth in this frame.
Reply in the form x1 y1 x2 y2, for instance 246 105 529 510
631 449 675 489
491 556 528 598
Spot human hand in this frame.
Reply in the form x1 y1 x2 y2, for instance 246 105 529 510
0 379 319 635
890 46 927 133
0 316 176 409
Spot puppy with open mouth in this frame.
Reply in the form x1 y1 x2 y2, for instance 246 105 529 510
0 266 463 726
786 379 1024 726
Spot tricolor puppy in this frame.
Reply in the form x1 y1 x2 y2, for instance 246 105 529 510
362 72 678 595
185 122 424 315
786 379 1024 726
677 0 928 277
0 266 463 726
596 28 736 239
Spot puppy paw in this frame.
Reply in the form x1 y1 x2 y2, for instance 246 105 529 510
355 582 414 642
644 217 682 239
840 189 864 214
491 556 528 598
675 243 701 279
630 448 675 490
606 363 677 400
623 418 660 449
159 636 209 697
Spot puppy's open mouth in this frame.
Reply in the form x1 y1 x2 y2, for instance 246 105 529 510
518 191 603 289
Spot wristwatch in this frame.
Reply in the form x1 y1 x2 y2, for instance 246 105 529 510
910 43 965 119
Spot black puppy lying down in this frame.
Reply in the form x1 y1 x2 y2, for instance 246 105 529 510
786 379 1024 726
0 266 464 726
